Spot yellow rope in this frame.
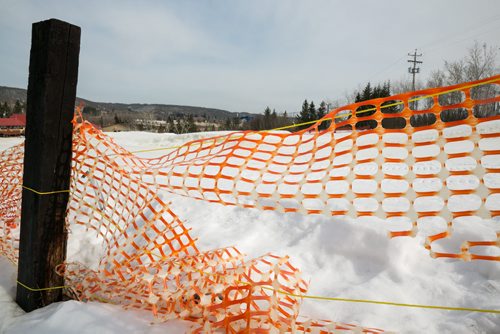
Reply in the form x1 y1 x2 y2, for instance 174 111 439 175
193 269 500 314
259 286 500 314
16 279 69 292
22 185 70 195
13 269 500 314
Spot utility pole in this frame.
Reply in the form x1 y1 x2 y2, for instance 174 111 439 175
407 49 423 91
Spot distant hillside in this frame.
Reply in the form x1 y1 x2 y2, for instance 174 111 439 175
0 86 254 121
0 86 26 103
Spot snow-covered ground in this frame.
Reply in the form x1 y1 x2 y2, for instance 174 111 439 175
1 132 499 333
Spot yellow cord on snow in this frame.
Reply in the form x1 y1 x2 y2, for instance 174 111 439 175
192 269 500 314
13 271 500 315
259 286 500 314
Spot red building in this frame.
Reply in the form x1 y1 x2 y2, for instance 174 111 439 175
0 114 26 136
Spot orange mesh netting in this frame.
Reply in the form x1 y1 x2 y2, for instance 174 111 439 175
62 113 384 332
0 75 499 332
83 75 498 261
0 143 23 265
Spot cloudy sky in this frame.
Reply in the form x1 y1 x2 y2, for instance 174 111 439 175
1 0 499 114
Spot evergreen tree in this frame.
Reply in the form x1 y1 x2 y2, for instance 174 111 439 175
271 109 278 129
298 100 309 120
308 101 317 122
355 92 362 104
13 100 23 114
354 81 401 129
356 82 391 103
355 82 378 130
361 82 372 101
296 100 310 131
4 102 12 117
263 106 272 129
317 101 329 130
317 101 326 118
0 102 10 118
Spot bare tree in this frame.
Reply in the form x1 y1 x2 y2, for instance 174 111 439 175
466 41 497 81
435 42 499 118
426 69 446 88
432 41 498 86
443 59 468 85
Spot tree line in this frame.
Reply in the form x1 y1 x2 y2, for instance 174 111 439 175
240 107 291 131
81 107 201 134
0 100 24 118
345 41 498 129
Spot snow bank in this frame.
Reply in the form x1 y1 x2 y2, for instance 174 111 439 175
1 132 499 333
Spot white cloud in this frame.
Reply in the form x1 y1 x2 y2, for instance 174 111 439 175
86 5 229 65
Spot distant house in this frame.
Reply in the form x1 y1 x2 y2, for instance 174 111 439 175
0 114 26 137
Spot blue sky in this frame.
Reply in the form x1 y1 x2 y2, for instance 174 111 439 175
1 0 499 114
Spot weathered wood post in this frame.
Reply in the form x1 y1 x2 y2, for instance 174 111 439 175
16 18 80 312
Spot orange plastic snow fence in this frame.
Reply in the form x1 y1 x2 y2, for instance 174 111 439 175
1 75 499 332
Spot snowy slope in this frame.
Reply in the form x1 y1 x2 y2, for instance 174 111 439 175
1 132 499 334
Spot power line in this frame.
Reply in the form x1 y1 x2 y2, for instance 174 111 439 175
367 55 406 82
407 49 423 91
420 14 500 52
426 22 500 54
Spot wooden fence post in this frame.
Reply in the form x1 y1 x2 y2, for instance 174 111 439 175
16 18 80 312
